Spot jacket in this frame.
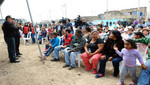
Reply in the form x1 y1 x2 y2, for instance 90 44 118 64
69 36 86 53
102 38 124 58
2 21 18 38
23 26 29 34
63 34 73 46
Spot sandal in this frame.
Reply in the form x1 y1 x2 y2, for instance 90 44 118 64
116 82 123 85
129 82 135 85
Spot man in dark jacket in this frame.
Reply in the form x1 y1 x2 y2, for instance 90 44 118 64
56 21 63 36
121 19 127 27
63 29 86 70
15 23 22 57
2 16 20 63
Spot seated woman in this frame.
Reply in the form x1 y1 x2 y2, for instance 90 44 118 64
83 26 91 41
96 30 124 78
142 28 150 38
47 26 53 41
38 26 47 44
38 32 60 60
81 31 104 74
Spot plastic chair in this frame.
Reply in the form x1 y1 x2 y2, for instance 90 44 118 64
136 43 148 66
23 32 32 45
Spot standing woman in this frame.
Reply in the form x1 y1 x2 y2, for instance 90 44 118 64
23 23 29 38
29 23 35 43
96 30 124 78
81 31 104 74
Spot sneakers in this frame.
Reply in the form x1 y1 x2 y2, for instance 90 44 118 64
63 64 70 68
68 66 75 70
51 58 60 61
95 73 103 78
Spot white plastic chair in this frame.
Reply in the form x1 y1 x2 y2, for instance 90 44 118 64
42 37 48 44
76 53 82 67
23 32 32 45
136 43 148 66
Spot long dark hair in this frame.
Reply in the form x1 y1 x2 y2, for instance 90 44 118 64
111 30 122 40
125 39 137 49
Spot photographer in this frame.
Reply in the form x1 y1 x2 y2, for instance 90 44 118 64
56 21 63 36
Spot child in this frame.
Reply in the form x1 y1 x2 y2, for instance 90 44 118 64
134 32 144 39
44 33 53 52
113 39 147 85
38 32 60 60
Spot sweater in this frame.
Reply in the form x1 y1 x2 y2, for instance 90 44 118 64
50 37 60 48
116 48 144 67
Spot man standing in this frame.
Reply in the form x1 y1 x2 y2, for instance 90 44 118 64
15 23 22 57
2 16 20 63
56 21 63 36
63 29 86 70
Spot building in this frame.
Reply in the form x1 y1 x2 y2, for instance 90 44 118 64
103 7 147 20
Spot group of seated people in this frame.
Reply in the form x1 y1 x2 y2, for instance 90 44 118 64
37 25 150 85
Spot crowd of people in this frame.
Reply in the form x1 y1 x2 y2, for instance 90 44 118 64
2 15 150 85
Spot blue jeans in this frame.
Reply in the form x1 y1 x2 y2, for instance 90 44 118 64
31 33 35 43
44 47 54 57
39 35 45 41
64 47 80 67
54 46 69 59
98 55 122 76
137 59 150 85
4 37 16 62
24 33 28 38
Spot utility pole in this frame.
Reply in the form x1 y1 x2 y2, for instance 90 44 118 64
137 0 140 19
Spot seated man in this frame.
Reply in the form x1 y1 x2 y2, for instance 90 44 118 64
51 28 73 61
62 29 86 70
38 32 60 60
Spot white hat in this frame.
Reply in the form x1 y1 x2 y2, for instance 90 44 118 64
127 26 133 29
124 28 128 31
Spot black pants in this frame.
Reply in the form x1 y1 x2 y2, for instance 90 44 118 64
58 30 62 36
15 35 20 56
4 37 16 62
98 55 122 76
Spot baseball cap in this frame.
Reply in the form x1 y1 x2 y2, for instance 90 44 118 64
5 15 15 20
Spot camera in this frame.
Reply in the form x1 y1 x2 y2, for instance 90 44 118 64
74 15 82 28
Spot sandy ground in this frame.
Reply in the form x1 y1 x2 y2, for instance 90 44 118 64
0 25 142 85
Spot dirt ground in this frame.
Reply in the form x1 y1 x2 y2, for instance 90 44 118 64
0 25 141 85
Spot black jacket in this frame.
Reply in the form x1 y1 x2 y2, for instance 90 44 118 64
56 25 63 32
102 39 124 58
2 21 18 38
